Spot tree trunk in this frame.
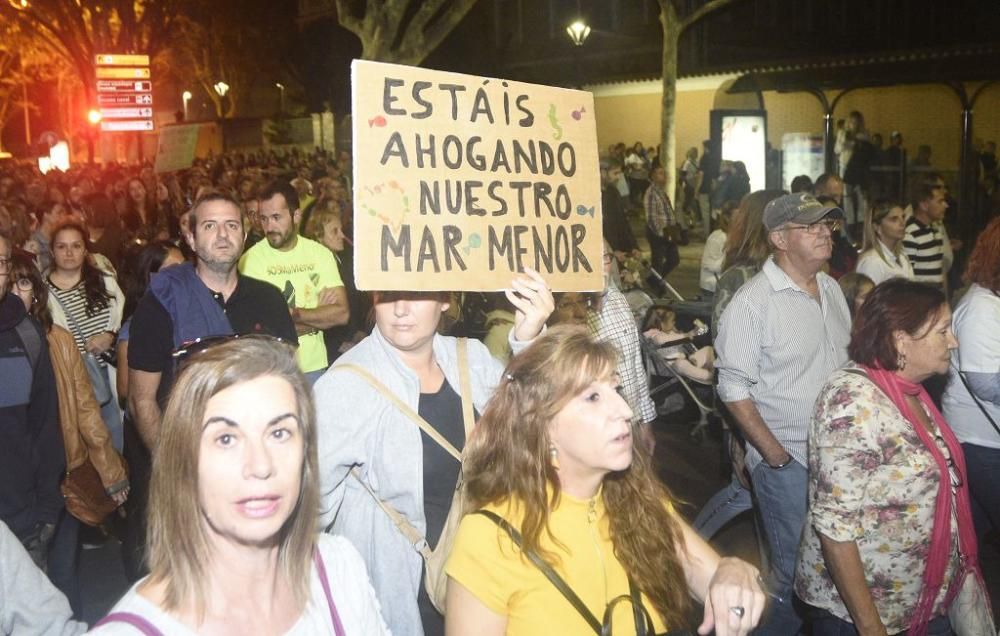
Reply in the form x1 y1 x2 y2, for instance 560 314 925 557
659 6 681 202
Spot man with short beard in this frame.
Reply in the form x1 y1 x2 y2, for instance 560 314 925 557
125 193 296 581
239 180 348 382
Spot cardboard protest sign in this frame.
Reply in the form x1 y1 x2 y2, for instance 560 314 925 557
352 60 602 291
154 123 201 173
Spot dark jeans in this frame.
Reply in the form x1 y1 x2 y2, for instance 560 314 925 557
750 459 808 635
646 227 680 277
47 509 81 618
961 442 1000 539
807 604 953 635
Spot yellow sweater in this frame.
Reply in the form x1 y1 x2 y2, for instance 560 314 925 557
446 490 670 635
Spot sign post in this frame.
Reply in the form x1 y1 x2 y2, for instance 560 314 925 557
351 60 602 292
95 54 154 134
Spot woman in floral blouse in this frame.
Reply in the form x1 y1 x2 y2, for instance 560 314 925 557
795 279 983 636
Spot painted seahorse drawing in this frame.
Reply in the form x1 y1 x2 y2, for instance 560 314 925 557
548 104 563 140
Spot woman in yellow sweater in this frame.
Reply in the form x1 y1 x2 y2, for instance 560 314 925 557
445 326 764 636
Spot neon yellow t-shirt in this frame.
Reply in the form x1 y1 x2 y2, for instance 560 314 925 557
445 491 672 635
239 235 343 372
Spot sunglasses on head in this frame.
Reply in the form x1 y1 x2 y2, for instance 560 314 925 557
171 333 296 368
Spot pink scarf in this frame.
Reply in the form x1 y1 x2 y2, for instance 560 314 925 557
860 365 984 636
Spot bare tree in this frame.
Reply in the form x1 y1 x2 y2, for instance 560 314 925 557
657 0 744 197
0 20 63 152
0 0 179 102
334 0 479 65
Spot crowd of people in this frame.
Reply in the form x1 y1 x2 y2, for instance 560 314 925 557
0 126 998 636
0 148 770 636
599 131 1000 636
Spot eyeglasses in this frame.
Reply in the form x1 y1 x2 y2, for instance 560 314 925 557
171 333 296 368
0 257 10 272
783 219 842 235
14 278 33 291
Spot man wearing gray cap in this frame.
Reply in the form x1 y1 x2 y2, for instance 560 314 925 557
715 192 851 635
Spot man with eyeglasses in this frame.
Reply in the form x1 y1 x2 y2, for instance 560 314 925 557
715 192 851 635
0 232 64 571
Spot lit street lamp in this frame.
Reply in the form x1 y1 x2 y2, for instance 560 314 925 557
182 90 192 121
213 82 230 118
566 20 591 46
276 82 285 115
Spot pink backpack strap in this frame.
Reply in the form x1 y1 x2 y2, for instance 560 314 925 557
314 548 347 636
93 612 164 635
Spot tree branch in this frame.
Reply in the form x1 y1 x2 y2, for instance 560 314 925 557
333 0 364 34
678 0 741 34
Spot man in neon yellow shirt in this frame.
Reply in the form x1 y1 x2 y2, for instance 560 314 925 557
239 180 349 381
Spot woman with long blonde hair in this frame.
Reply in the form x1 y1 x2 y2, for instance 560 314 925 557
446 326 764 635
91 337 387 635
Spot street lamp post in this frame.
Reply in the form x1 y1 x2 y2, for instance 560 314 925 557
276 83 285 115
182 90 192 121
565 20 591 89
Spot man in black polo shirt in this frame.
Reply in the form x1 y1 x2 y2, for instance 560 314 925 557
123 192 295 580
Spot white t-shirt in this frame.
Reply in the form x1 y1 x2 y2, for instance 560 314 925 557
89 534 390 635
699 229 727 292
943 284 1000 449
856 241 914 285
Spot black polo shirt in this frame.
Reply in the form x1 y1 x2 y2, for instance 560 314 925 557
128 274 297 405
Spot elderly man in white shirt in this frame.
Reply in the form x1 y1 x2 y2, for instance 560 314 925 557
716 192 852 636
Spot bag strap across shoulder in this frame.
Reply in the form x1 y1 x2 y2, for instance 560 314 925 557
334 362 461 460
475 509 657 636
93 612 164 635
332 338 476 558
14 318 41 373
313 548 347 636
474 509 604 634
954 366 1000 439
48 285 89 344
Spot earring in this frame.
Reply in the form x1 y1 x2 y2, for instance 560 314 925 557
897 351 907 371
548 445 560 470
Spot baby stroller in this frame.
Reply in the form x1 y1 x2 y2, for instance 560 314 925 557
639 302 716 442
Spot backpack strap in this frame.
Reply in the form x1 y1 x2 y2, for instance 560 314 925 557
14 317 42 373
93 612 164 635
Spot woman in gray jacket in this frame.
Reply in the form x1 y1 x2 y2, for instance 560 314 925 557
315 268 553 636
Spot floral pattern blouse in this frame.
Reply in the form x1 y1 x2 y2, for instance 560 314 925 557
795 365 959 633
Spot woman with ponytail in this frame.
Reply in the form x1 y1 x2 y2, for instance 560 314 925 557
445 326 764 636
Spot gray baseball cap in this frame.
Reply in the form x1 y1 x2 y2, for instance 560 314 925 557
763 192 844 231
